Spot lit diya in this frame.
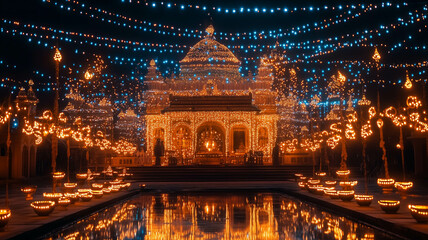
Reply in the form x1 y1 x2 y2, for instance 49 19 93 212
57 197 71 208
43 192 63 203
63 182 77 193
52 172 65 180
64 193 79 204
294 173 304 181
315 172 327 179
79 192 93 202
21 185 37 200
394 182 413 192
339 180 358 190
91 183 104 190
314 186 325 195
0 209 11 228
355 195 373 207
307 184 323 194
338 190 354 202
408 205 428 223
336 170 350 179
76 173 88 180
92 190 103 199
307 179 321 185
121 182 131 190
378 200 400 214
297 182 306 190
30 201 55 216
102 187 112 194
377 178 395 193
324 190 339 199
324 181 337 187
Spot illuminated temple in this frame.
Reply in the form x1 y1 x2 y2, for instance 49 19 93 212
144 25 278 165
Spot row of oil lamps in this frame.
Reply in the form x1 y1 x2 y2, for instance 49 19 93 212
0 169 133 229
295 170 428 223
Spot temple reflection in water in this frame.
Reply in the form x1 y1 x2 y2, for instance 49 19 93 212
47 192 395 240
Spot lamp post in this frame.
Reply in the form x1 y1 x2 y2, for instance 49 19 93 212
52 47 62 192
358 94 371 194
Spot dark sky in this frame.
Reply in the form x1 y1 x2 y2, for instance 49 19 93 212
0 0 427 109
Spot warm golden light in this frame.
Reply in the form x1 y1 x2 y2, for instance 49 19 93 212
30 201 56 216
404 71 413 89
408 205 428 222
336 170 350 177
372 47 381 62
53 172 65 180
0 209 11 228
53 48 62 62
394 181 413 191
378 200 400 213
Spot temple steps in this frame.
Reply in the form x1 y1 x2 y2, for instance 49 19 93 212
128 166 314 182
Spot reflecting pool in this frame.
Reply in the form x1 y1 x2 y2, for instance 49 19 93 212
43 191 402 240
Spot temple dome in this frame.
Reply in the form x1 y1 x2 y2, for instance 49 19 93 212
180 25 241 80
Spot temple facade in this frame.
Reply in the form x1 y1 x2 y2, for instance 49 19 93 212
144 25 278 165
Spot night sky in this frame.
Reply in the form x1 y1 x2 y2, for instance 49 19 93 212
0 0 427 109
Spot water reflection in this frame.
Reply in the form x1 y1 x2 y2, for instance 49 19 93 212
44 191 399 240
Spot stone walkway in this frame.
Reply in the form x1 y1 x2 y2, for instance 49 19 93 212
0 180 138 240
280 179 428 239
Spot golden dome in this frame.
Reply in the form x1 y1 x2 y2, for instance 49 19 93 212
180 25 241 79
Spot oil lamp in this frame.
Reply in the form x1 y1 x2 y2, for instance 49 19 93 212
91 183 104 190
92 190 103 199
394 182 413 192
43 192 63 203
57 197 71 208
324 190 339 199
338 190 354 202
79 192 93 202
324 181 337 187
294 173 303 181
63 182 77 193
30 201 55 216
408 205 428 223
21 185 37 200
339 180 358 190
52 172 65 180
378 200 400 213
0 209 11 228
355 195 373 207
64 193 79 204
121 182 131 190
377 178 395 193
336 170 350 179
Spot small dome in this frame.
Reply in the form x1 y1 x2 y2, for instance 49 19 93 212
180 26 241 79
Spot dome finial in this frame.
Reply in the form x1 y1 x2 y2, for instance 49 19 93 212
205 25 214 37
150 59 156 67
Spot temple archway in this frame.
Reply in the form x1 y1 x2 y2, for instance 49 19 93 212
196 123 225 154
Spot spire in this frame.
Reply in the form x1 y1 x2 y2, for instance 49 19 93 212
205 25 215 38
372 47 381 62
404 70 412 89
27 79 38 102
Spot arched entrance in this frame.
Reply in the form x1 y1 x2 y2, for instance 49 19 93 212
196 123 225 165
